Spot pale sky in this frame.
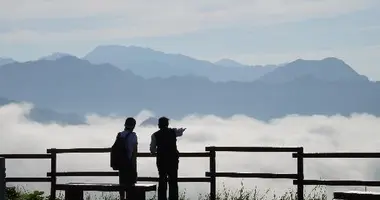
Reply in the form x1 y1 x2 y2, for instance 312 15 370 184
1 0 380 80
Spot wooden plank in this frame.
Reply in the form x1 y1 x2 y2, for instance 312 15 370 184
5 177 51 182
143 152 211 157
206 172 298 179
50 149 57 200
293 152 380 158
296 147 304 200
293 179 380 186
47 172 210 182
47 171 118 177
48 148 110 154
209 149 216 200
138 177 210 183
47 148 209 157
334 191 380 200
56 183 156 192
0 157 5 200
0 154 51 159
205 146 301 152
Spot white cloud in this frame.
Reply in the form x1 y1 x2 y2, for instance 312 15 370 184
2 103 380 199
0 0 378 43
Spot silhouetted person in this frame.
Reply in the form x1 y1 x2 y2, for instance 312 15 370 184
150 117 186 200
111 117 138 200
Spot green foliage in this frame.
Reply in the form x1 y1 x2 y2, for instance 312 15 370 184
6 187 21 200
6 186 64 200
6 183 327 200
6 187 47 200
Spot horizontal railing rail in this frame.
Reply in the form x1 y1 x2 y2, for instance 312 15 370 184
0 154 51 159
48 148 210 157
5 177 51 182
293 179 380 186
205 172 298 179
205 146 301 152
293 152 380 158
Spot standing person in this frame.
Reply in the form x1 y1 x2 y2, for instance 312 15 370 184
111 117 138 200
149 117 186 200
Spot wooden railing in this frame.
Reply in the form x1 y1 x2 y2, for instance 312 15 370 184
3 147 380 200
46 148 211 200
205 146 304 200
293 152 380 187
0 153 52 183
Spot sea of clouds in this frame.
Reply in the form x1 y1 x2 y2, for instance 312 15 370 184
2 102 380 199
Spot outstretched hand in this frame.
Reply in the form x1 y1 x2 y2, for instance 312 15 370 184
174 127 186 136
178 128 186 132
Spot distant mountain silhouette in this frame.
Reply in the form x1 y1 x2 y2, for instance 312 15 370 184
139 117 158 127
0 97 14 105
39 52 73 61
0 56 143 115
215 58 278 69
0 97 85 125
1 55 379 120
214 59 247 68
83 45 275 82
0 57 16 66
257 57 368 83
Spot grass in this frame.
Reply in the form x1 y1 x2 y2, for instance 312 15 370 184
6 182 327 200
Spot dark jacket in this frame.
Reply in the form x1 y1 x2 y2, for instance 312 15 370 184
151 128 179 160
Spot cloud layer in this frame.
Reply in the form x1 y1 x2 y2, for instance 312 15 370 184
0 0 378 43
2 103 380 199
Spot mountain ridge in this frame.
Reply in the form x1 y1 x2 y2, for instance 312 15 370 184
83 45 276 82
257 57 368 83
0 56 378 121
39 52 73 61
0 57 16 66
0 96 85 125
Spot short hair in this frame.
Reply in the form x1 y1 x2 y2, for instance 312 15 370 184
124 117 136 129
158 116 169 127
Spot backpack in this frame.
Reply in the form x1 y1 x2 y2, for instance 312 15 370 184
110 132 131 170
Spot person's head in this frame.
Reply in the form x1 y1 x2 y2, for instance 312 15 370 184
158 116 169 129
124 117 136 131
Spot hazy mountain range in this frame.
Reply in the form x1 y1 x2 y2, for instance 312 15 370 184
39 52 72 61
0 57 15 66
1 45 379 124
83 45 277 82
0 97 85 125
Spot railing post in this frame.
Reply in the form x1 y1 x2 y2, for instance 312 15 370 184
49 149 57 200
208 147 216 200
297 148 304 200
0 157 5 200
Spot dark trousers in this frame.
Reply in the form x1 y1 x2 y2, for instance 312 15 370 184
157 158 179 200
119 165 137 200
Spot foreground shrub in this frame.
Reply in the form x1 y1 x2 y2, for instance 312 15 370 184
6 183 327 200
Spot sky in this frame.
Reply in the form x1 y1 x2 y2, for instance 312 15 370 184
2 103 380 199
0 0 380 80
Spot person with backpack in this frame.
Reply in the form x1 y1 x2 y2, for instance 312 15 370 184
149 117 186 200
110 117 138 200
